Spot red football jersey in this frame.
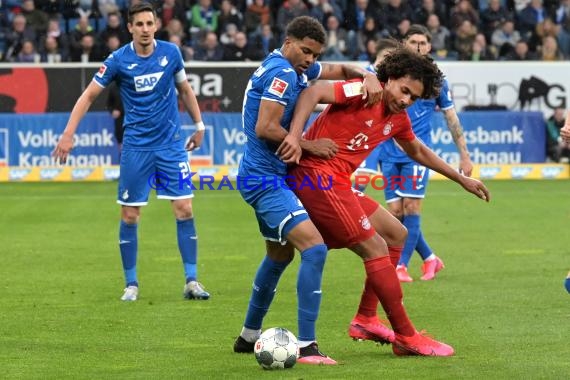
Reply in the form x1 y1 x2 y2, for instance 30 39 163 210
300 80 416 174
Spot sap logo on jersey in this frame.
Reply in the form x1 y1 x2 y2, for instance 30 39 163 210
134 72 164 92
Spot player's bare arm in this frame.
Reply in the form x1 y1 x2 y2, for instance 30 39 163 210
255 99 289 145
561 112 570 142
320 63 381 106
52 81 104 164
177 80 204 151
279 82 338 163
442 108 473 176
397 137 490 202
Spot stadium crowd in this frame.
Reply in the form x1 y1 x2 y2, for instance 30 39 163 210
1 0 570 63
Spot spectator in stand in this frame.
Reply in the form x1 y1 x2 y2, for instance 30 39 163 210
426 14 452 57
276 0 310 38
506 39 537 59
309 0 344 25
69 16 96 60
100 12 130 45
42 18 70 61
357 37 378 61
157 0 187 29
528 17 560 52
412 0 447 26
491 19 521 58
3 14 37 62
383 0 414 37
518 0 547 38
251 23 280 56
70 34 105 62
454 19 478 60
170 34 194 61
546 107 570 162
194 30 224 61
354 16 386 60
223 31 264 61
98 0 122 19
450 0 480 29
190 0 219 37
322 14 350 61
40 35 66 63
21 0 49 37
219 23 239 45
165 18 187 42
103 34 122 58
15 39 39 63
480 0 514 41
395 18 412 41
540 34 565 58
344 0 380 35
470 32 498 59
244 0 271 35
217 0 243 37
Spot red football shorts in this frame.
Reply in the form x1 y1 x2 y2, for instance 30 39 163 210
289 165 380 249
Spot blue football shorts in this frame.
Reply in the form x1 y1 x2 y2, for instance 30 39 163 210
239 177 309 244
117 146 194 206
380 161 430 203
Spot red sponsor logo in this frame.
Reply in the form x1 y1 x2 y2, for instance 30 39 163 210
268 77 288 98
96 65 107 78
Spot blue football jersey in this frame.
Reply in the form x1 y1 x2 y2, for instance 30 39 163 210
378 78 454 163
93 40 186 150
239 49 322 177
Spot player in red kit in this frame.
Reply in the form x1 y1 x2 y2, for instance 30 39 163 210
279 47 490 356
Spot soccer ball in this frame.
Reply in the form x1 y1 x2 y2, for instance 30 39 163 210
254 327 299 370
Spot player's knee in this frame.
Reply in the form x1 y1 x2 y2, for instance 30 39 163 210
121 206 140 224
173 201 193 219
395 223 408 245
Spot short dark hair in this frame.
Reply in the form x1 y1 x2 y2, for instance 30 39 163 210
403 24 432 43
128 2 156 24
285 16 326 45
377 47 443 99
376 38 400 57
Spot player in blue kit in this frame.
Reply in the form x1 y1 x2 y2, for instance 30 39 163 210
357 26 473 283
52 3 209 302
232 16 382 365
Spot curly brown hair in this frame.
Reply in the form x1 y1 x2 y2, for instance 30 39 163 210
377 47 443 99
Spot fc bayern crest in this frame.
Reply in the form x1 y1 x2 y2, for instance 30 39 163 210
383 122 393 135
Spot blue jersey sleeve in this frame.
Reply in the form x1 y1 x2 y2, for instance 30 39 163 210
305 62 322 81
261 69 298 107
437 78 454 111
93 52 119 88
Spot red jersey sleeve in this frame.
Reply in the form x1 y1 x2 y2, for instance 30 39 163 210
333 79 367 106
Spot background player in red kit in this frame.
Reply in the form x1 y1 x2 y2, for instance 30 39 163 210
279 47 490 356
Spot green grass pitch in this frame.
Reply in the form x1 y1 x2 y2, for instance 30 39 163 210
1 180 569 379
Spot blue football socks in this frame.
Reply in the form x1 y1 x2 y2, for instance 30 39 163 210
119 220 138 287
244 255 290 330
415 230 434 261
176 218 198 283
399 215 421 267
297 244 328 342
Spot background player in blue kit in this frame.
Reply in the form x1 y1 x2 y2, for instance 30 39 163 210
232 16 382 365
52 2 209 302
358 26 474 283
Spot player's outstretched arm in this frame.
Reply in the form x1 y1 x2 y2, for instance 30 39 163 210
177 80 205 151
320 63 381 106
397 137 490 202
442 107 473 176
561 111 570 143
279 82 338 163
52 81 104 164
